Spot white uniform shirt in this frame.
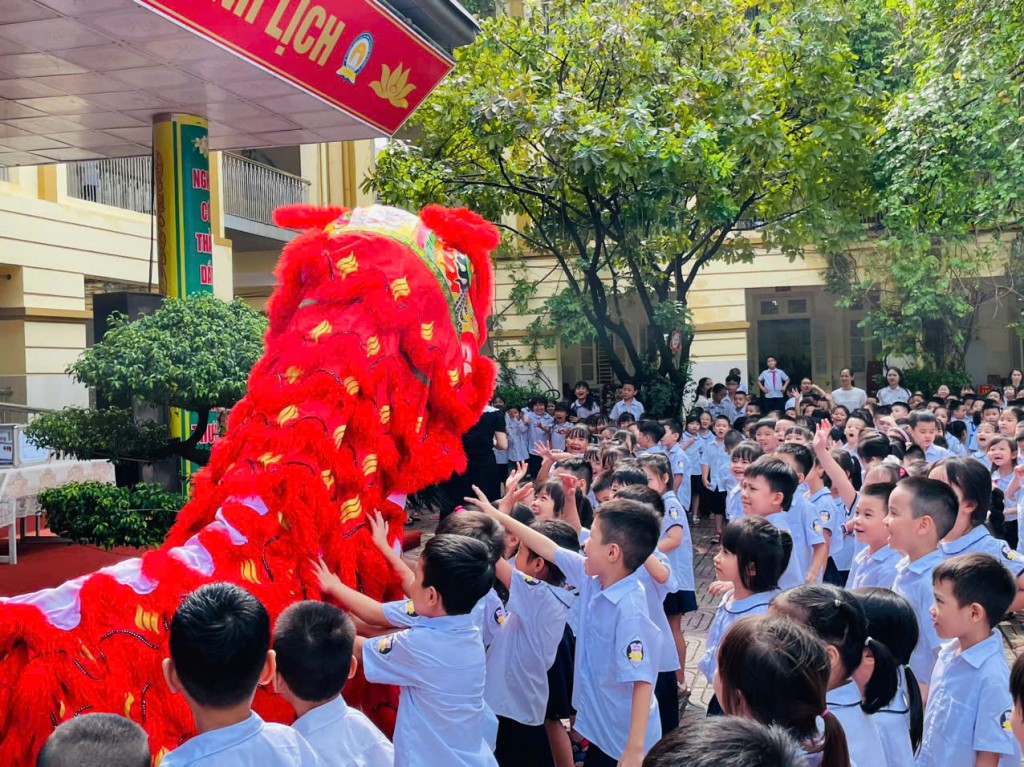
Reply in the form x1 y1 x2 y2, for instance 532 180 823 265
702 440 731 492
161 712 323 767
661 492 694 592
666 443 691 511
891 549 945 684
292 696 394 767
831 387 867 411
830 494 857 571
638 551 681 674
758 368 789 398
807 487 843 562
682 436 704 477
697 589 777 683
523 412 553 454
916 631 1020 767
362 612 497 767
877 386 912 406
846 545 900 590
553 548 662 758
875 672 915 767
609 399 645 421
826 681 885 767
505 416 530 462
484 569 575 726
941 524 1024 580
765 512 804 590
551 420 571 451
789 489 827 579
923 443 950 463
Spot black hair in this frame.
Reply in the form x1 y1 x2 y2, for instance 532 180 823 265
712 383 728 396
775 443 813 477
717 616 850 767
714 414 733 427
861 481 896 506
858 430 892 462
527 396 548 408
555 456 594 491
564 425 591 446
638 420 666 444
641 716 804 767
743 457 799 511
724 429 745 451
37 714 150 767
1012 652 1024 712
614 484 666 518
662 418 683 437
420 534 495 615
611 465 649 488
930 456 997 530
852 587 924 752
774 584 898 715
436 510 505 566
907 410 938 428
592 498 660 572
524 519 580 587
932 552 1016 629
169 582 271 709
685 414 700 427
617 412 637 425
535 478 567 517
273 601 355 703
637 453 671 483
510 502 536 526
898 476 958 539
754 418 778 434
592 472 614 495
946 420 967 443
554 401 570 414
620 379 638 389
731 442 764 464
721 516 792 592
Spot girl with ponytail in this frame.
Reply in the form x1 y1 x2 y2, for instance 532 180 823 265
852 587 924 764
715 616 851 767
771 584 897 767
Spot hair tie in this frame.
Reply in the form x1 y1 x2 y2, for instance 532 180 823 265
834 598 842 609
822 708 830 717
865 636 874 647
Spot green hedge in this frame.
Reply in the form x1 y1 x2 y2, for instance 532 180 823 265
37 482 185 550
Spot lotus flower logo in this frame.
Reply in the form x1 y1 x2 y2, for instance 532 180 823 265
370 63 416 109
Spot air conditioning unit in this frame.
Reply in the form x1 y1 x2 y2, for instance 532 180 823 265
0 425 50 468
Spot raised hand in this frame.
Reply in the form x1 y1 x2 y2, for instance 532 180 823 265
367 511 391 553
464 485 500 517
312 557 343 597
812 419 832 453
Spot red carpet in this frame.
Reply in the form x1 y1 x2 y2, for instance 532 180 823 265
0 530 424 598
0 537 143 597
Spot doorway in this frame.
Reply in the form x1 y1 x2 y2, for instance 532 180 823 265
757 318 812 383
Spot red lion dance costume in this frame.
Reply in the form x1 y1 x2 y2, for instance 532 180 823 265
0 203 500 765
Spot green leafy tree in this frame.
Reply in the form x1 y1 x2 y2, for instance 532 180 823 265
827 0 1024 372
368 0 878 409
26 294 267 466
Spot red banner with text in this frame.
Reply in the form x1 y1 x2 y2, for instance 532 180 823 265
133 0 454 134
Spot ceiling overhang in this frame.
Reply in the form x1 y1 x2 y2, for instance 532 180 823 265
0 0 477 167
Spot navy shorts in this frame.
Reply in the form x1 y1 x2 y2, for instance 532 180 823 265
545 626 576 721
663 589 698 616
708 489 727 516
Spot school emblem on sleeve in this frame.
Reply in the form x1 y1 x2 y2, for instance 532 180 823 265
493 606 507 626
625 640 645 663
820 509 832 523
523 575 540 586
1000 708 1013 732
668 507 679 519
404 600 418 616
1002 543 1018 562
812 520 823 534
377 635 395 655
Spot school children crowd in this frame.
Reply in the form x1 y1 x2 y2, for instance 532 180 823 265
38 368 1024 767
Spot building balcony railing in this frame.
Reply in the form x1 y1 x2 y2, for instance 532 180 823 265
67 157 154 214
64 153 310 228
222 153 310 227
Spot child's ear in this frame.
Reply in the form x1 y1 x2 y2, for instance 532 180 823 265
258 649 277 687
608 542 623 564
162 658 182 695
969 601 987 623
348 655 358 680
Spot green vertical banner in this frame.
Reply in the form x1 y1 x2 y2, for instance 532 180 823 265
154 113 215 479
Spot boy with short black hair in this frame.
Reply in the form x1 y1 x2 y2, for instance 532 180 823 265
642 716 804 767
918 553 1020 767
36 714 150 767
886 476 959 696
774 444 829 583
161 582 321 767
908 411 950 463
611 464 649 491
315 534 498 767
486 519 579 766
702 415 733 541
551 402 572 452
636 420 666 455
474 497 664 766
610 380 645 422
273 602 393 767
660 418 690 511
739 457 802 589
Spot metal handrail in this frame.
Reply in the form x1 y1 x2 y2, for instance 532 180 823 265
66 157 153 214
222 152 310 227
0 402 55 426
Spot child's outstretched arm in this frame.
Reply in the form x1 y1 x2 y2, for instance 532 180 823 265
657 525 682 554
312 558 389 627
812 419 857 510
643 555 670 585
464 486 559 564
559 474 582 533
367 511 415 594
